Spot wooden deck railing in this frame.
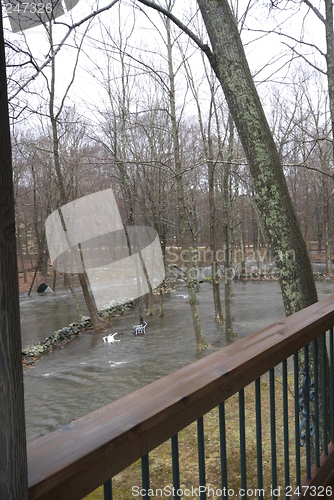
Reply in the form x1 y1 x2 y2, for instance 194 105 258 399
27 294 334 499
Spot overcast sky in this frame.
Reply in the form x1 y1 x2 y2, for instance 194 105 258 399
3 0 327 130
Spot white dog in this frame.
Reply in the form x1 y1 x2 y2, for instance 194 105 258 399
103 332 120 343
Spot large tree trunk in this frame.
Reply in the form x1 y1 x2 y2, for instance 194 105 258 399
0 10 28 498
197 0 318 315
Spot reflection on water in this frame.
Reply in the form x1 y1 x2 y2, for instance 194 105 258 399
22 279 334 442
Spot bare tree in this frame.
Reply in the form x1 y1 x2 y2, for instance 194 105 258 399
41 20 101 329
163 10 206 347
182 51 225 323
6 0 320 317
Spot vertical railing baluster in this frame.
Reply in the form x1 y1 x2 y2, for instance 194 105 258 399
322 333 328 456
141 454 150 500
304 345 311 479
104 479 112 500
197 416 206 500
313 338 320 467
219 403 228 500
270 369 277 498
282 360 289 496
255 378 263 500
239 389 247 499
330 327 334 445
171 434 181 500
294 352 301 487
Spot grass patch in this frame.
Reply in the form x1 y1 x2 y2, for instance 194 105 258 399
84 375 306 499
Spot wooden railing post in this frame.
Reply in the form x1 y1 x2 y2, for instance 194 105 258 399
0 10 28 499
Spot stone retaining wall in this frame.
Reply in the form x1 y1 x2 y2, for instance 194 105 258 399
22 300 134 362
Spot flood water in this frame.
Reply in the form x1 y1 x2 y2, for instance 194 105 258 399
22 274 334 442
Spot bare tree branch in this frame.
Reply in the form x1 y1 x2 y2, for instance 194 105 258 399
281 42 327 75
245 28 326 59
8 0 120 101
302 0 326 24
135 0 214 63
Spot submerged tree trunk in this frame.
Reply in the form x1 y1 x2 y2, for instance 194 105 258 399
159 282 164 317
145 291 154 316
197 0 318 315
52 268 57 291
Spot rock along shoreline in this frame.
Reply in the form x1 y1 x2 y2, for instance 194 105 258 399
22 299 134 367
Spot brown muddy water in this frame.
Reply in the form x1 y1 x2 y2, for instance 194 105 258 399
21 275 334 442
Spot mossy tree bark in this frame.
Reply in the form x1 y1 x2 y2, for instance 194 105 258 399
0 9 28 498
197 0 318 315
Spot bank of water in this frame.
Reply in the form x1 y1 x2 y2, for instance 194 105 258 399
22 279 334 442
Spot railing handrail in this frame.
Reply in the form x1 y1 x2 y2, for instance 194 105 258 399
27 294 334 500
